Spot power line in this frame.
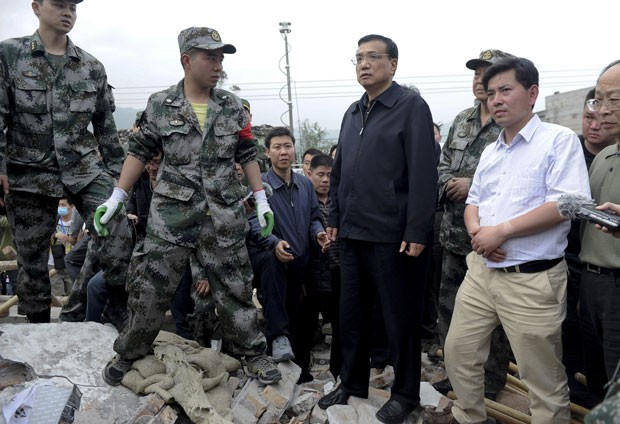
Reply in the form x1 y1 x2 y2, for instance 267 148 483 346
112 69 601 107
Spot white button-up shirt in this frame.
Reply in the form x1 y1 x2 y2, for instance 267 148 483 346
467 114 591 268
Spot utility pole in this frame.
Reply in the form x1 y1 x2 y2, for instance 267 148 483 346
279 22 294 135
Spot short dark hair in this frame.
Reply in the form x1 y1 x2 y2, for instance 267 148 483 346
265 126 295 149
329 144 338 157
309 154 333 170
303 148 322 159
598 60 620 82
482 57 539 92
358 34 398 60
59 196 74 206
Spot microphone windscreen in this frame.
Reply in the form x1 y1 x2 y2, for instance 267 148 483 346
557 193 595 219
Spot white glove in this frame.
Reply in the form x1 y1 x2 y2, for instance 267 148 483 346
94 187 128 237
254 189 274 237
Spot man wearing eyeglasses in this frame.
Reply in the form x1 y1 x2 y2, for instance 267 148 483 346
562 88 616 407
318 34 437 424
578 60 620 408
95 27 281 388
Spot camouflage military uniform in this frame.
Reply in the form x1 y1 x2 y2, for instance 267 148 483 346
113 80 267 359
585 366 620 423
0 31 132 317
437 103 511 394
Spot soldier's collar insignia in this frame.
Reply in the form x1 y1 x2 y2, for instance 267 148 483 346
31 40 37 51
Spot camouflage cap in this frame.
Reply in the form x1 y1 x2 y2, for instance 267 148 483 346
465 49 514 70
178 27 236 55
241 99 251 112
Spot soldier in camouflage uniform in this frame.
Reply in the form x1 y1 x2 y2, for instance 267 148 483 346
0 0 132 324
435 50 514 399
96 27 281 386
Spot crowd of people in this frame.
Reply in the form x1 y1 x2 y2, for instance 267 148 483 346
1 1 620 424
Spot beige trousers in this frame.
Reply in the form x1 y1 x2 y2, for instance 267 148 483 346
445 252 570 424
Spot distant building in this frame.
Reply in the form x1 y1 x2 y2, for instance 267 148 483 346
537 87 593 136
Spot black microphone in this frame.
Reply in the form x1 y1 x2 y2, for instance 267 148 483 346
557 194 620 231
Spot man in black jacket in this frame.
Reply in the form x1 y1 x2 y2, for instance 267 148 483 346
318 34 437 424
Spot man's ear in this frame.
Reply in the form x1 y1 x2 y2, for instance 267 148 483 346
391 58 398 76
181 53 191 70
528 84 539 108
32 1 41 17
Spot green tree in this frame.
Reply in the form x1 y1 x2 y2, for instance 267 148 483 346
299 119 330 153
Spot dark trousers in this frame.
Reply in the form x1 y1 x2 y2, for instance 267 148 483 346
65 235 90 282
338 238 427 407
250 249 307 359
579 268 620 406
421 211 443 341
169 265 195 340
85 270 106 322
329 267 343 378
563 252 588 405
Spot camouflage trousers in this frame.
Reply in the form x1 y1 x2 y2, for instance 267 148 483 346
438 250 511 394
585 363 620 423
114 219 267 360
5 175 132 315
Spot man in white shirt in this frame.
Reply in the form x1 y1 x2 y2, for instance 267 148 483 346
444 57 591 423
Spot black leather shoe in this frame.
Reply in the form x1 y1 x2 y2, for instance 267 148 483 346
376 398 416 424
318 386 350 409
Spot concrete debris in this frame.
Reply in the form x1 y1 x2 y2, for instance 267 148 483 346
326 404 357 423
0 359 35 390
420 365 447 385
1 316 543 424
369 365 394 389
309 404 328 424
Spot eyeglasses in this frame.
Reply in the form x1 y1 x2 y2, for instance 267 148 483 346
586 97 620 112
351 53 390 66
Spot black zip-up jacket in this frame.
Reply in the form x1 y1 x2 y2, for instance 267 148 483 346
328 82 437 244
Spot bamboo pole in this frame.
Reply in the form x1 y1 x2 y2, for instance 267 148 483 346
0 260 17 272
507 365 590 418
0 295 17 315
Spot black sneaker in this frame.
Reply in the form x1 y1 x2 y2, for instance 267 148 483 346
102 355 133 386
246 355 282 385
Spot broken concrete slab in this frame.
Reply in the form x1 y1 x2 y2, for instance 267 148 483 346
0 322 142 424
326 404 357 423
232 360 301 423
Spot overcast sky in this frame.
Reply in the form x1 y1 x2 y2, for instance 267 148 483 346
3 0 619 133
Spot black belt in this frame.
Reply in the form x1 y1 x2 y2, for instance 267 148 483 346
498 258 563 273
584 262 620 277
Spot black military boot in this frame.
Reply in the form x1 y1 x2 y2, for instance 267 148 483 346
27 308 51 323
